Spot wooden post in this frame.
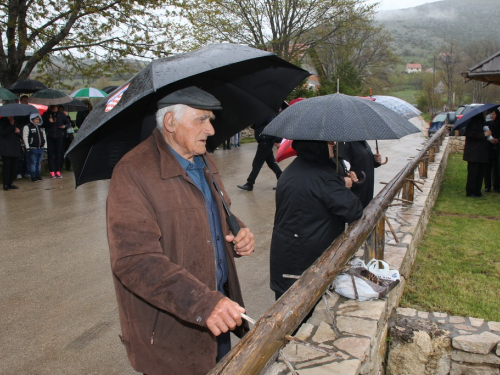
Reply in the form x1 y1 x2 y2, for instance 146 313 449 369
419 158 428 178
428 147 435 162
208 125 449 375
364 216 385 262
402 170 415 203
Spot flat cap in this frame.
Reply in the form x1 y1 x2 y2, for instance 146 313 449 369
157 86 222 110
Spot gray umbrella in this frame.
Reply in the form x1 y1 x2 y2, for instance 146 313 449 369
28 89 72 105
262 93 420 142
0 103 40 117
0 87 18 101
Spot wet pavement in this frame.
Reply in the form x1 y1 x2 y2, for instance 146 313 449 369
0 118 426 374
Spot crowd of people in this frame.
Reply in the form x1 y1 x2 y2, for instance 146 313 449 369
0 97 92 190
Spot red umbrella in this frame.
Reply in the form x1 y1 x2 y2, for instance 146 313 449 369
30 103 48 116
276 139 295 162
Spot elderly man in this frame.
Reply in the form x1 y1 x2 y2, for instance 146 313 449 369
107 86 255 375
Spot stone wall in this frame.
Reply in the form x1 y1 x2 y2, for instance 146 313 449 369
264 136 452 375
448 136 465 154
388 308 500 375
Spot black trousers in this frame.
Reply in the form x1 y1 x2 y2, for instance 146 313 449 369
1 155 19 186
47 137 65 172
466 162 487 196
246 139 282 185
484 151 500 191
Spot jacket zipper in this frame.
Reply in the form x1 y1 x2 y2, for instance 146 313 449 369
150 309 160 344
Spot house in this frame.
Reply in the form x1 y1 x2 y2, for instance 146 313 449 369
405 63 422 73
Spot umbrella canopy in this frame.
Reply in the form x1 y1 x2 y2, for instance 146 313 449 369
0 103 40 117
66 43 310 187
452 103 500 131
263 93 420 142
70 87 108 98
371 95 421 120
8 79 48 93
62 98 88 112
0 88 19 101
28 89 72 105
102 86 119 94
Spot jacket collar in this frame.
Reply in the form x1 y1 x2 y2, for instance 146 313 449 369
152 128 219 180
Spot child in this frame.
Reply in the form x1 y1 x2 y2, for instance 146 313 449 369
23 113 46 182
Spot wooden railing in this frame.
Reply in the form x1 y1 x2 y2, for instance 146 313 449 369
209 125 449 375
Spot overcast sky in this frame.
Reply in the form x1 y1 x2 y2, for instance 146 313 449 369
367 0 443 11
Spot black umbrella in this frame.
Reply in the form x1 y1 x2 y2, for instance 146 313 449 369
262 93 420 142
28 89 72 105
62 98 88 112
8 79 48 93
66 43 310 187
0 103 40 117
452 103 499 131
102 86 118 94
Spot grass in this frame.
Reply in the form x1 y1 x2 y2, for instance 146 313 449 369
385 89 420 105
400 154 500 321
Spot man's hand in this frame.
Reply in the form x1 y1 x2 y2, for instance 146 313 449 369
225 227 254 256
374 154 382 164
490 138 499 144
347 171 358 183
206 297 245 336
344 177 353 188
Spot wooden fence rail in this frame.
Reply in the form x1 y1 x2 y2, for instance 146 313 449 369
209 125 449 375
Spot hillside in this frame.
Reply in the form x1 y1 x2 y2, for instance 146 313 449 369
375 0 499 61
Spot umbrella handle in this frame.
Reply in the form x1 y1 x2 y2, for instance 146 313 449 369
354 171 366 185
380 157 388 165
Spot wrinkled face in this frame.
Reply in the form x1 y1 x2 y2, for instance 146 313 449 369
163 106 215 162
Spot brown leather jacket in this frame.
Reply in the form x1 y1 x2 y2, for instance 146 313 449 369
106 128 247 375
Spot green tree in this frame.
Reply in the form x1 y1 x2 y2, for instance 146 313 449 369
179 0 377 63
0 0 183 88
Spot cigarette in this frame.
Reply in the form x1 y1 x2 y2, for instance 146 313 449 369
240 313 256 325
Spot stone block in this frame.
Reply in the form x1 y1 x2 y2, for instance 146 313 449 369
312 321 336 344
454 324 477 332
418 311 429 319
469 317 485 328
295 323 315 341
397 307 417 317
295 356 341 370
451 349 500 365
336 316 378 342
296 359 361 375
449 316 466 324
452 332 500 354
333 337 370 360
281 341 326 363
433 312 448 318
488 322 500 332
262 361 287 375
337 299 386 321
497 343 500 356
450 361 500 375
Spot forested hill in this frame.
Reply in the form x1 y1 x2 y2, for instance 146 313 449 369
374 0 499 56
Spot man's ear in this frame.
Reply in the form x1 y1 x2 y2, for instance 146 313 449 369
163 112 175 133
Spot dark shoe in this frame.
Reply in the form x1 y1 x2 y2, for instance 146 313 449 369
3 185 10 191
31 176 37 182
36 175 43 181
9 184 19 189
237 183 253 191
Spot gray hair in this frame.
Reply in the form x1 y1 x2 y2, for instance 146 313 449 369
156 104 187 131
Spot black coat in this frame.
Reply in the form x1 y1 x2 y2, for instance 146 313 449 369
270 156 363 294
41 110 69 138
463 116 489 163
338 141 381 208
0 117 23 157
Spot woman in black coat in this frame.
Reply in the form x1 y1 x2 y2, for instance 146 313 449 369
0 116 23 190
484 109 500 192
270 140 363 298
463 114 498 197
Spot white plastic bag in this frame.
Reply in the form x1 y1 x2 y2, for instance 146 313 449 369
332 272 380 301
366 259 400 282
